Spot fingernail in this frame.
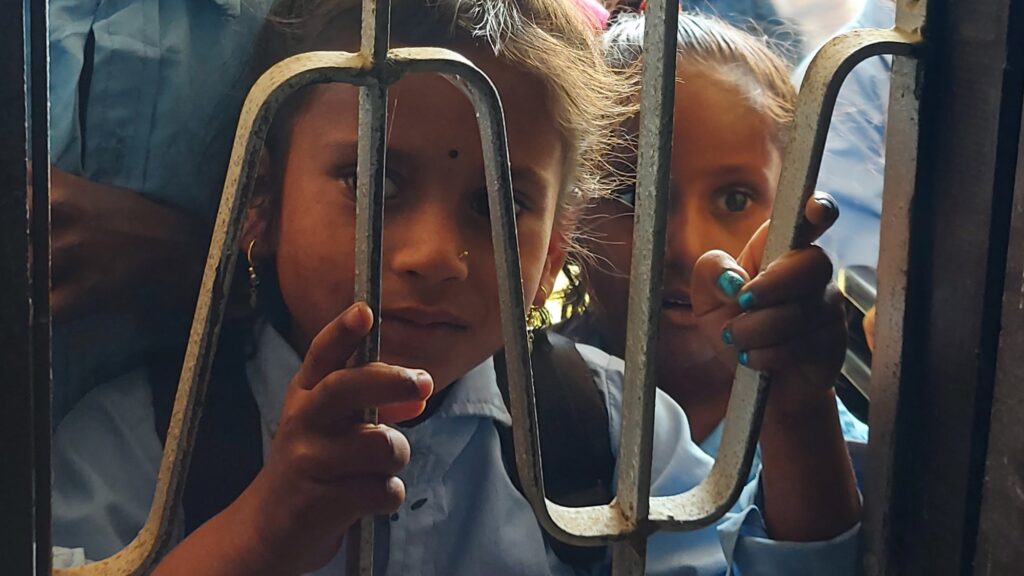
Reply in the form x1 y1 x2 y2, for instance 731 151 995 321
414 370 434 396
342 304 368 330
738 351 749 366
814 195 839 217
738 291 757 311
717 270 746 298
721 327 734 347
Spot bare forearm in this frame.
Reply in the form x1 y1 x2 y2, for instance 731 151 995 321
153 502 290 576
758 389 861 542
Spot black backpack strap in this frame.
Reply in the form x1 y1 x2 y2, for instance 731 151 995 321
494 329 615 570
150 323 264 535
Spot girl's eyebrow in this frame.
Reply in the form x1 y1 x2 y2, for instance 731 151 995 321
509 167 551 193
708 164 759 179
321 139 414 171
321 137 551 192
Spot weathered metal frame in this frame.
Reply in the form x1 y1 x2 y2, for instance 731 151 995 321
0 0 971 574
1 0 50 573
863 0 1024 572
53 0 536 572
52 1 928 575
971 89 1024 576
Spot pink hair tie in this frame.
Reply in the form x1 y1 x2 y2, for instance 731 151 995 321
570 0 611 30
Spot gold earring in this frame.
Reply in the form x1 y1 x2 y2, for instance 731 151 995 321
247 239 261 309
526 304 550 332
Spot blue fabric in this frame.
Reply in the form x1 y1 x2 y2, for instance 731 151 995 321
47 0 274 424
795 0 896 271
53 326 860 574
699 395 868 463
682 1 803 60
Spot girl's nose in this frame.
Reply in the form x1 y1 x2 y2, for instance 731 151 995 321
386 203 470 284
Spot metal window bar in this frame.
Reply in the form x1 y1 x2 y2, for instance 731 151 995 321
0 0 938 575
0 0 50 573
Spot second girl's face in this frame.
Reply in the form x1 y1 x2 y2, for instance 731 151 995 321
274 47 566 390
584 64 782 371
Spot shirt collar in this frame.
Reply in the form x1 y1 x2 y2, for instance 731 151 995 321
429 356 512 427
245 325 512 434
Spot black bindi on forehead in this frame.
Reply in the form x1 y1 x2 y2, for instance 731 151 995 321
448 149 459 160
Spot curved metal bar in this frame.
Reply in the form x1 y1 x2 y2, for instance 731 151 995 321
648 27 924 533
58 51 376 576
391 48 624 546
58 24 928 576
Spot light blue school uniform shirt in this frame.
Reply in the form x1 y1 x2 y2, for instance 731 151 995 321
53 326 860 575
48 0 274 423
682 0 803 61
795 0 896 271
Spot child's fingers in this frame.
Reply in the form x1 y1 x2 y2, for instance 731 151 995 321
290 425 410 482
297 303 375 389
722 286 845 351
304 363 433 427
794 192 841 247
734 246 834 313
306 476 406 524
736 220 771 275
691 250 751 316
379 400 430 425
733 320 847 374
734 192 839 273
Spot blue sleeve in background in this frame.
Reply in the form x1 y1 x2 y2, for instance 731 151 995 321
799 0 897 271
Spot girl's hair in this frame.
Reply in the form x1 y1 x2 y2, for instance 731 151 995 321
561 11 796 318
604 11 796 144
252 0 633 216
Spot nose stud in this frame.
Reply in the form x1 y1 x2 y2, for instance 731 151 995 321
458 250 470 260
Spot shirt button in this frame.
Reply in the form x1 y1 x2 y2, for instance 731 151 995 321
389 513 399 522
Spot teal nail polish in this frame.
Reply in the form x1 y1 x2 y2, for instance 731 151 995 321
738 291 757 311
738 351 749 366
717 270 745 298
722 327 734 346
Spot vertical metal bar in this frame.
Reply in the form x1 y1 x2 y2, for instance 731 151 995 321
862 52 925 576
29 0 52 571
862 3 928 574
0 0 36 572
347 0 390 575
864 0 1022 573
972 88 1024 576
614 0 677 572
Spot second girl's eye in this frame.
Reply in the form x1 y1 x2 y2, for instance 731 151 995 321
471 192 526 218
340 171 400 200
715 187 754 213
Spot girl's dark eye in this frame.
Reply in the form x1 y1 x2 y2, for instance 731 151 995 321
340 172 400 200
471 192 526 217
716 188 753 213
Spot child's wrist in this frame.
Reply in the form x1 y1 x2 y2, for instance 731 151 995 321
218 478 298 576
763 385 836 429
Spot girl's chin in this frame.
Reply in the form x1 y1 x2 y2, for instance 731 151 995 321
657 329 717 371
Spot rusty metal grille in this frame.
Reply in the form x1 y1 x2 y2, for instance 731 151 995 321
15 0 1024 575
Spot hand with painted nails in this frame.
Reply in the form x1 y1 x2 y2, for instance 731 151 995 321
690 192 861 542
154 302 433 576
691 191 847 405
